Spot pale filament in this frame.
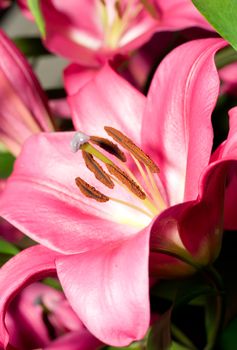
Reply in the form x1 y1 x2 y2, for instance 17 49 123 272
101 0 143 48
109 196 154 219
130 154 157 204
145 165 166 211
110 174 158 217
117 155 166 216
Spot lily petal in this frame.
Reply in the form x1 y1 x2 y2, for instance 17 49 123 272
156 0 212 31
69 64 146 144
212 107 237 230
151 160 231 266
0 245 60 349
0 30 53 155
0 132 150 254
142 38 226 205
0 30 52 130
45 330 102 350
64 63 98 95
49 98 71 119
56 228 150 346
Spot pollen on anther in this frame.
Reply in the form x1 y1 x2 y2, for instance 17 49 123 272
106 163 146 200
90 136 126 162
75 177 109 202
104 126 159 173
70 132 90 153
82 151 114 189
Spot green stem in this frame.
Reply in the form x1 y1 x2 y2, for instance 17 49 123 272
215 46 237 69
151 247 203 271
171 324 198 350
203 266 225 350
151 248 225 350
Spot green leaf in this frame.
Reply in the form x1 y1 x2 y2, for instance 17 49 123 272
219 316 237 349
204 294 224 350
107 343 143 350
171 325 197 350
0 238 19 255
0 149 15 178
43 277 62 291
0 254 17 266
147 309 172 350
215 46 237 69
192 0 237 50
170 342 190 350
14 37 49 57
27 0 46 38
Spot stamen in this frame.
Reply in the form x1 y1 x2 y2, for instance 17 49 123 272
75 177 109 202
115 0 122 17
111 173 158 216
106 163 146 200
145 165 166 210
104 126 159 173
131 155 156 202
109 197 154 219
82 151 114 189
90 136 126 162
140 0 159 18
70 132 90 153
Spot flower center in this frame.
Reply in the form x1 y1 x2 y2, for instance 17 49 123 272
71 126 166 227
99 0 158 49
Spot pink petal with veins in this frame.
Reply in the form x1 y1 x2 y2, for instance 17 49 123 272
56 228 150 346
142 38 226 205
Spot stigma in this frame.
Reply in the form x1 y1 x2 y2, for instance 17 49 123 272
70 131 90 152
71 126 166 219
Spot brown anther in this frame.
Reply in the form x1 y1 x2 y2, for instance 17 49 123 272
75 177 109 202
115 0 122 17
106 163 146 200
90 136 126 162
82 151 114 189
140 0 159 19
104 126 159 173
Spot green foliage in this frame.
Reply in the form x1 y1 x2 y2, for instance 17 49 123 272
219 317 237 349
147 310 172 350
14 37 49 57
107 343 144 350
192 0 237 50
170 342 190 350
27 0 46 37
0 149 15 178
43 277 63 291
0 238 19 256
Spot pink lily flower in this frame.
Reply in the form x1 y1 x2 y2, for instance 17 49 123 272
0 30 54 156
0 38 235 347
6 282 80 349
18 0 211 66
0 247 102 350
